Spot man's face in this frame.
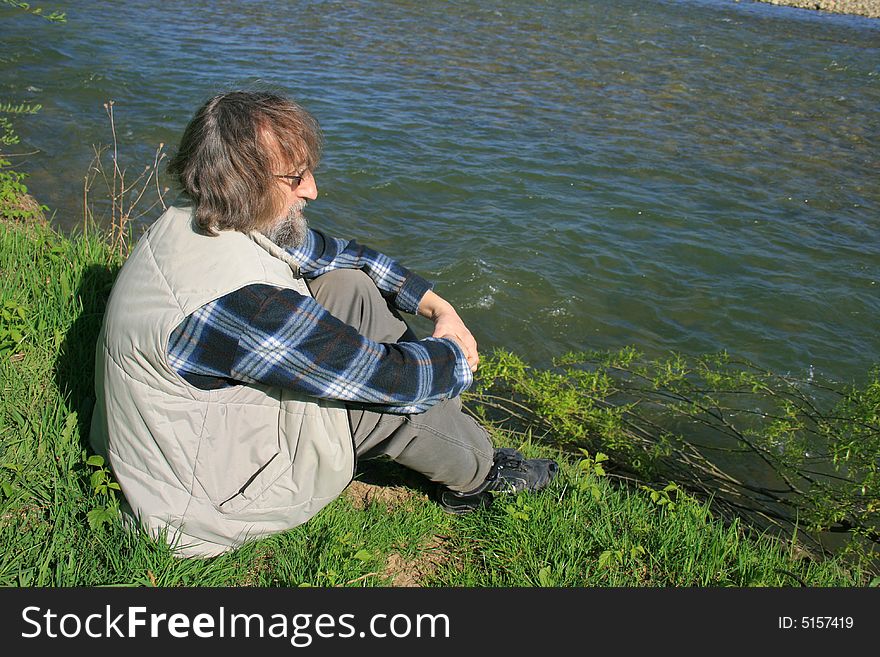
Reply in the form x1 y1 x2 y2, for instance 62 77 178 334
265 167 318 248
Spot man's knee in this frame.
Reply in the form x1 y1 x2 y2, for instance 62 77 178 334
308 269 410 342
309 269 375 307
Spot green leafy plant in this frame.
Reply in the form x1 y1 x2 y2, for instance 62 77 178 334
537 565 555 587
1 117 19 148
599 544 647 570
641 482 684 514
85 454 121 531
0 298 29 356
0 103 42 147
505 494 533 521
1 1 66 22
575 448 608 502
0 461 25 500
467 348 880 562
0 159 47 221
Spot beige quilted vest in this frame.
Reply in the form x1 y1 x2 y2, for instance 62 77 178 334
89 206 354 558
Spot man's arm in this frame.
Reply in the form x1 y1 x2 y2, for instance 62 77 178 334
417 289 479 372
168 284 473 415
289 230 479 371
287 229 430 314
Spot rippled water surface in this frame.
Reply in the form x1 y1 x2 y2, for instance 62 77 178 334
3 0 879 383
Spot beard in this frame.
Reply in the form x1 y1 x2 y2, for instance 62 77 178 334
264 200 308 249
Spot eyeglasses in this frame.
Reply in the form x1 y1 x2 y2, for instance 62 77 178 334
274 172 306 189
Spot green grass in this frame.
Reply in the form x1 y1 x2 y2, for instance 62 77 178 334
0 216 871 587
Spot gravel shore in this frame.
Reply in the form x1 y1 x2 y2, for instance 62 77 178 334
750 0 880 18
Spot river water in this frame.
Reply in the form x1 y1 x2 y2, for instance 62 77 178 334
3 0 879 387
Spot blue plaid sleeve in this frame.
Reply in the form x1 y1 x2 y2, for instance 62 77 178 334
168 284 473 414
286 230 432 314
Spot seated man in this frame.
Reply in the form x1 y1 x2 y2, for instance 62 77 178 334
89 90 558 558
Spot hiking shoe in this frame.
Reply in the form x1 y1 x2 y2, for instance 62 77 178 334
436 447 559 514
482 447 559 494
436 487 494 515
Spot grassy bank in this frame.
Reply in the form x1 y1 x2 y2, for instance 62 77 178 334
0 207 873 587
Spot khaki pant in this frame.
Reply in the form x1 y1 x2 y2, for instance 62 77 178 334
308 269 494 493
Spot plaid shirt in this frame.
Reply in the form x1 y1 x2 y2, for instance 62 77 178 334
167 229 473 415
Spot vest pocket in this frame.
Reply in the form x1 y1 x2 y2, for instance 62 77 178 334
196 443 293 515
218 452 280 509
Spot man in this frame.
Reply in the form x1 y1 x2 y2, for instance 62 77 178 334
90 90 558 558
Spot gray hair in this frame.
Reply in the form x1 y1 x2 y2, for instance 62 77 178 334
166 90 322 234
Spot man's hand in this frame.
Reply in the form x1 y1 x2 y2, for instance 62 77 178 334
417 290 479 372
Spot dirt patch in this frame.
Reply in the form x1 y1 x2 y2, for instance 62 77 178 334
240 548 275 587
344 479 428 511
343 481 452 586
382 534 451 587
343 480 452 586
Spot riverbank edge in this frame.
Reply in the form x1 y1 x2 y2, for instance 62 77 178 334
0 176 872 586
747 0 880 19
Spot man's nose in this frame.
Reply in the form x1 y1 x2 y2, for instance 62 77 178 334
296 171 318 200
